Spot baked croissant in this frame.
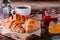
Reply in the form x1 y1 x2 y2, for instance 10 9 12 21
8 14 28 23
25 18 40 33
2 20 25 33
9 20 25 33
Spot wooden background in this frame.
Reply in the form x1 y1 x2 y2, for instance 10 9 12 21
11 0 60 2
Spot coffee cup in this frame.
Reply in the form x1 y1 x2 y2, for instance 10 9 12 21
11 5 31 16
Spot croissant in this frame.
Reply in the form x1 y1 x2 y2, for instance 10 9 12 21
8 14 28 23
9 20 25 33
25 18 40 33
1 20 25 33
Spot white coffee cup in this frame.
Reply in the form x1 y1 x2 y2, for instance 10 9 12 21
11 5 31 16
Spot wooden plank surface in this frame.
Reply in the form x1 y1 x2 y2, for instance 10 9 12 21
10 2 60 9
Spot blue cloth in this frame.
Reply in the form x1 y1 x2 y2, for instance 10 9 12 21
0 8 3 19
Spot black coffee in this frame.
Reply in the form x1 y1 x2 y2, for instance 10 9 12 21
17 7 28 9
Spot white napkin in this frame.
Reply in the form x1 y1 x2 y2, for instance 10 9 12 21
0 26 11 34
31 29 41 36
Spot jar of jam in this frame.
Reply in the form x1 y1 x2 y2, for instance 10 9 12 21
42 9 51 26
